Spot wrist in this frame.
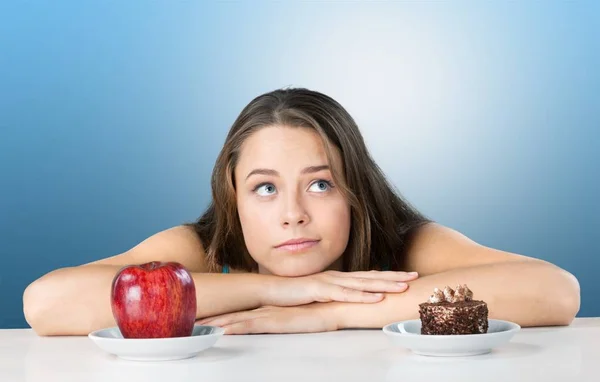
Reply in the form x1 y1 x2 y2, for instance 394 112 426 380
329 298 390 330
259 274 284 306
323 301 349 330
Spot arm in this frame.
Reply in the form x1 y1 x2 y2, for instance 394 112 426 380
335 223 580 329
22 226 278 336
23 225 409 336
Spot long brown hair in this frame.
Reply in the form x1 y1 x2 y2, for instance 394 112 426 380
188 87 430 273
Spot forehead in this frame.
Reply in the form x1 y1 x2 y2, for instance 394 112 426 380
236 126 332 173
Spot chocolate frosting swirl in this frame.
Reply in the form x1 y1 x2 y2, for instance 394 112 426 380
428 284 474 303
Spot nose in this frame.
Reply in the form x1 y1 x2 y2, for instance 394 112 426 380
281 192 310 227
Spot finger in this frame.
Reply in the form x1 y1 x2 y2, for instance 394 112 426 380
196 313 234 325
198 311 258 327
223 318 270 335
328 270 419 282
198 305 276 326
325 285 386 303
223 317 310 335
331 277 409 293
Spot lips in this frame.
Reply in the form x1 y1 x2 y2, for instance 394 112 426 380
275 238 320 252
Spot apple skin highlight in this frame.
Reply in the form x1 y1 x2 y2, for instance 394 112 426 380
111 261 197 339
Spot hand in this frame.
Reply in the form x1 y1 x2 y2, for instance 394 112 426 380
197 304 337 335
263 270 418 307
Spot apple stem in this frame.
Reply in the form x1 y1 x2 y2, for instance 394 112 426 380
140 261 161 270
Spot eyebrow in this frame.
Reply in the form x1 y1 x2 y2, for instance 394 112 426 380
245 165 330 180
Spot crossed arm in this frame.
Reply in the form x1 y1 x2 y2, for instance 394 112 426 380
199 223 580 334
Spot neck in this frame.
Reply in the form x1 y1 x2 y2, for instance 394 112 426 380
327 256 344 272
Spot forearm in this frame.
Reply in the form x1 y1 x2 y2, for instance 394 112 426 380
334 261 580 329
23 265 277 336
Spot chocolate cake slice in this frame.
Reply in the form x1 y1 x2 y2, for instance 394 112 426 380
419 285 488 335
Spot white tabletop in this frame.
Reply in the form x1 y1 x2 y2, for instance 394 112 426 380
1 318 598 382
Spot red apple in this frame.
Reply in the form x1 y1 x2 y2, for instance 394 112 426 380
110 261 197 339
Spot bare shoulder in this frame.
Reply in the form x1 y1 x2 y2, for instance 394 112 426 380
403 222 538 276
85 225 211 273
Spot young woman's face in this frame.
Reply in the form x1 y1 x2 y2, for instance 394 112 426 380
234 125 351 276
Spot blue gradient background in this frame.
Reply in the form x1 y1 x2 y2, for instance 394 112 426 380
1 2 598 328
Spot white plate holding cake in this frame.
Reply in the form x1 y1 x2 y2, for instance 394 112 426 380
383 284 520 357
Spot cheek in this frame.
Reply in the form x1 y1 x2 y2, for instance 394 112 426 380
237 198 274 253
314 198 351 251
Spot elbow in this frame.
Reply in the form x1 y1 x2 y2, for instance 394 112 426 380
509 261 580 328
23 266 114 336
553 267 581 325
23 277 51 335
540 265 581 327
23 271 67 336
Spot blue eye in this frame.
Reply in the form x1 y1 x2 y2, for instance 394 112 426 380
308 180 333 192
255 183 277 196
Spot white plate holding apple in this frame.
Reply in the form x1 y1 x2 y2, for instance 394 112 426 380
89 261 225 361
89 324 225 361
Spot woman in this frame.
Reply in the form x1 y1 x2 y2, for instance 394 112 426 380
23 88 580 336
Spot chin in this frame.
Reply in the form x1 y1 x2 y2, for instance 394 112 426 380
268 266 319 277
268 261 329 277
258 248 341 277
